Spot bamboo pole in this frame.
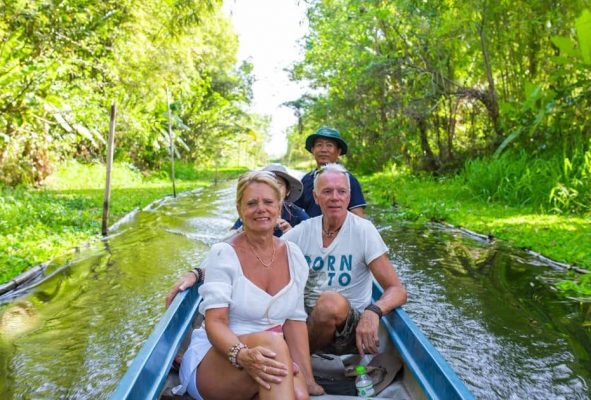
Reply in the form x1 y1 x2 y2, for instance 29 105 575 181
167 87 177 198
102 102 116 236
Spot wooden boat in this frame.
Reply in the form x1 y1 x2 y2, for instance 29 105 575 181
111 283 474 399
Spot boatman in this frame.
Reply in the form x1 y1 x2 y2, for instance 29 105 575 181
167 164 407 391
294 127 366 217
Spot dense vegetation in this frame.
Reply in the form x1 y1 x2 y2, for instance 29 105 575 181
362 168 591 268
0 0 266 187
283 1 591 297
286 1 591 215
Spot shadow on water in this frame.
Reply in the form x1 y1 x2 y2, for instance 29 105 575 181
0 183 589 399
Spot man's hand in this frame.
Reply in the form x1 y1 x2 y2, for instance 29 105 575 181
165 272 196 308
355 310 380 355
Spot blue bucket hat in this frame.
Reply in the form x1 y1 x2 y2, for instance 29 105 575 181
305 127 348 156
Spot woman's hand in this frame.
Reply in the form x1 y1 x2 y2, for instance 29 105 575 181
165 272 196 308
237 346 289 390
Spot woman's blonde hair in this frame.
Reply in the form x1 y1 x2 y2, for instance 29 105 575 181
236 170 283 211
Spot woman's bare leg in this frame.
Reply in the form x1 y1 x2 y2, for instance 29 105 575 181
197 331 295 400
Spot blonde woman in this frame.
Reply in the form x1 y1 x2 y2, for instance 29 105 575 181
176 171 323 399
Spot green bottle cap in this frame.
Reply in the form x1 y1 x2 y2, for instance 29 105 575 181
355 365 366 375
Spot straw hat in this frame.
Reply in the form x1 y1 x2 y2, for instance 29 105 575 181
261 164 303 203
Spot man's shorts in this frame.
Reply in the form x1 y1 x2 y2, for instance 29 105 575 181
307 300 361 355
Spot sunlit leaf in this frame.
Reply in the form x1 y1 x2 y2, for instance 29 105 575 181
550 36 578 58
575 9 591 64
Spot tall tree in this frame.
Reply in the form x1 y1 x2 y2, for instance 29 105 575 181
0 0 266 186
289 0 591 174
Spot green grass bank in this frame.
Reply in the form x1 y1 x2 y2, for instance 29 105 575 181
361 170 591 296
0 161 246 283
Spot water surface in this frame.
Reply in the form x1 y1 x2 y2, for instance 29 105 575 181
0 183 589 399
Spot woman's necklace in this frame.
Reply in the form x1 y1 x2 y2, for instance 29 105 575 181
246 237 276 268
322 219 342 238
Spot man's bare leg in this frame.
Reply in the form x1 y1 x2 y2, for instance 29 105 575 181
307 291 350 352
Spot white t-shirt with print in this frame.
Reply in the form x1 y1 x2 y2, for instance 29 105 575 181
283 212 388 312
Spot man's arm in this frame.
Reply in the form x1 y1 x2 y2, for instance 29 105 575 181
355 254 407 355
347 174 366 217
349 207 365 217
368 254 407 312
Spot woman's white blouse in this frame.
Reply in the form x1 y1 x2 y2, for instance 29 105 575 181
198 241 309 334
176 240 309 398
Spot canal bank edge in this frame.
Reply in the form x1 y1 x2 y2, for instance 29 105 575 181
0 196 170 297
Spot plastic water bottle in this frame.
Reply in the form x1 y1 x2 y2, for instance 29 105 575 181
355 364 375 397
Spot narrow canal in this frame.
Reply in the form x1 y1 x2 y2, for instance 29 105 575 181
0 182 589 399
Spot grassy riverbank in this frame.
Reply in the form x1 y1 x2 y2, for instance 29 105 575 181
361 170 591 295
0 162 246 283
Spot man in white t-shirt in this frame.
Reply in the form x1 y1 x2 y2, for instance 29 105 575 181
282 163 407 356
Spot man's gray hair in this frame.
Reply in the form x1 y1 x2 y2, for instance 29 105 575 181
313 163 351 192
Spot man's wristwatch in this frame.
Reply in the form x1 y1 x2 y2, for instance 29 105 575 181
364 303 383 318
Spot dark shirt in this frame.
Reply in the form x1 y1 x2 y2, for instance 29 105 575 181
231 202 309 237
294 170 366 217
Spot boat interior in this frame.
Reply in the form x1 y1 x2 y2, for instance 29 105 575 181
159 315 426 400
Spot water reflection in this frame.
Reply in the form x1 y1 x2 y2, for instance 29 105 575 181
0 184 237 399
374 214 590 399
0 184 589 399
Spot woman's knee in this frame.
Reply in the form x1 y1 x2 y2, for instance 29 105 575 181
246 331 290 355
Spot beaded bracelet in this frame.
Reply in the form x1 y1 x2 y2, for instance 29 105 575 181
227 342 247 369
190 267 204 285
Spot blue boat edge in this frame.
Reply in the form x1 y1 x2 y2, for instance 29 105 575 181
372 283 475 400
112 282 474 400
111 285 201 400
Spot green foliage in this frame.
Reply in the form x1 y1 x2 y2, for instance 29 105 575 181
549 151 591 214
497 9 591 159
462 151 591 214
361 168 591 297
0 0 266 187
46 160 143 189
289 1 591 182
556 273 591 298
363 167 462 223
